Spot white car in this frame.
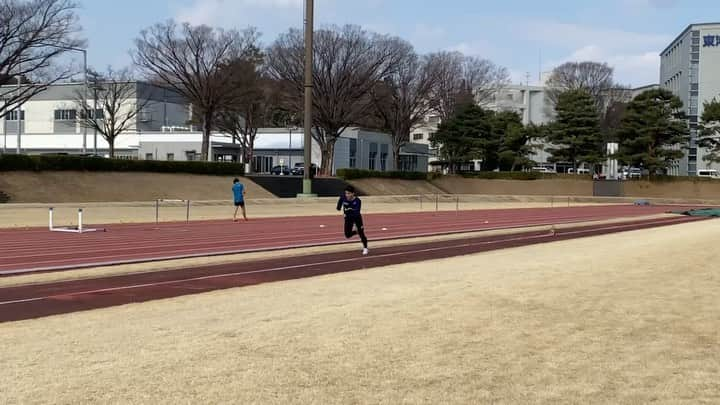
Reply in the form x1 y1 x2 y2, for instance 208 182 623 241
697 169 720 179
531 167 556 173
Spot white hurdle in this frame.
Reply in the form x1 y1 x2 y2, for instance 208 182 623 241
49 207 102 233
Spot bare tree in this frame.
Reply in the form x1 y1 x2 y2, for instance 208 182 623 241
215 57 283 170
370 40 442 170
133 21 260 160
545 61 626 114
0 0 84 118
431 51 509 121
73 68 149 157
266 25 406 175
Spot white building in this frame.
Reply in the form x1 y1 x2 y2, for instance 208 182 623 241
138 127 429 174
1 81 189 157
0 81 428 174
660 22 720 176
486 84 555 167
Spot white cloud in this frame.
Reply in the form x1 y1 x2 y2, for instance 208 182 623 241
524 20 670 86
175 0 309 29
557 45 660 86
621 0 679 8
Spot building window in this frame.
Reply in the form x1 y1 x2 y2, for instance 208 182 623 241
186 151 197 161
691 52 700 61
79 109 104 119
399 155 418 172
692 45 700 53
54 109 76 121
413 133 423 141
368 142 378 171
138 109 152 122
380 144 389 172
427 115 440 126
349 138 357 168
145 153 154 160
6 110 25 121
167 153 175 161
693 37 700 45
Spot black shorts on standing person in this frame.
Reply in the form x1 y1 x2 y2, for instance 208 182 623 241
337 185 369 255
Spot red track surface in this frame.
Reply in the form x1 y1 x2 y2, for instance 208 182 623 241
0 205 697 275
0 215 706 323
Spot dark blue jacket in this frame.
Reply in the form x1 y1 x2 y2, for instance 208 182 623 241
337 195 362 219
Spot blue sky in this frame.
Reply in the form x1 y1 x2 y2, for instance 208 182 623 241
77 0 720 87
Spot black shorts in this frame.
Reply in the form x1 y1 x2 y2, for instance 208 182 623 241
234 201 245 207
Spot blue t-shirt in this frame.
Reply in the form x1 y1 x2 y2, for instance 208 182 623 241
232 183 245 202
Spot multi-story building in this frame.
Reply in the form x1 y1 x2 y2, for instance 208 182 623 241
0 81 189 157
660 22 720 176
486 84 555 167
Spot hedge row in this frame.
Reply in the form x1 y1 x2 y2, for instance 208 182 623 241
0 154 244 176
335 168 428 180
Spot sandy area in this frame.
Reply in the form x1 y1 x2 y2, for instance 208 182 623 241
1 219 719 404
0 196 603 228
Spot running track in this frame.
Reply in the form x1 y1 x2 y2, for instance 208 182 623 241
0 205 699 275
0 215 707 322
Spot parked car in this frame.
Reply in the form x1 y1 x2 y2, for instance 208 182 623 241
697 169 720 179
531 167 556 173
628 167 642 179
291 163 318 176
270 165 291 175
568 168 591 175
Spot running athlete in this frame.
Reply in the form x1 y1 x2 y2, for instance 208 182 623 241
337 185 369 255
232 178 247 222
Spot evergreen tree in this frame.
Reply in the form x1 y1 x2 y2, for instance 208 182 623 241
546 89 603 170
493 111 533 171
617 89 689 174
430 105 493 173
699 98 720 164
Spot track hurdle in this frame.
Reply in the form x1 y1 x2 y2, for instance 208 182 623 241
155 199 191 224
49 208 103 233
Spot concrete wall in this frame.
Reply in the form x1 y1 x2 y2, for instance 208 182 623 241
433 177 593 196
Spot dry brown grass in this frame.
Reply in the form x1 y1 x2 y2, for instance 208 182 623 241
1 220 719 404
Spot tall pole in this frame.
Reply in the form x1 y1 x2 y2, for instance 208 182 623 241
82 50 88 154
301 0 314 196
93 86 98 155
16 65 21 154
288 127 292 169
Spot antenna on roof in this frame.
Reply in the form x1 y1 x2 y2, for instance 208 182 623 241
538 49 542 84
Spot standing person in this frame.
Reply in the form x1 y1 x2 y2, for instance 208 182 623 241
337 185 369 255
232 178 247 222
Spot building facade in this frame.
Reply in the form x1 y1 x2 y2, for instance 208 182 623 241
486 84 555 167
0 81 189 157
138 128 429 174
660 23 720 176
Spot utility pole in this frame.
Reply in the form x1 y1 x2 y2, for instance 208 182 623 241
300 0 316 197
82 49 88 154
15 66 21 154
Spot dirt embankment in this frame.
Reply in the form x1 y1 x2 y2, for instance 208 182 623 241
0 171 274 203
432 177 593 196
624 180 720 200
350 178 446 196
